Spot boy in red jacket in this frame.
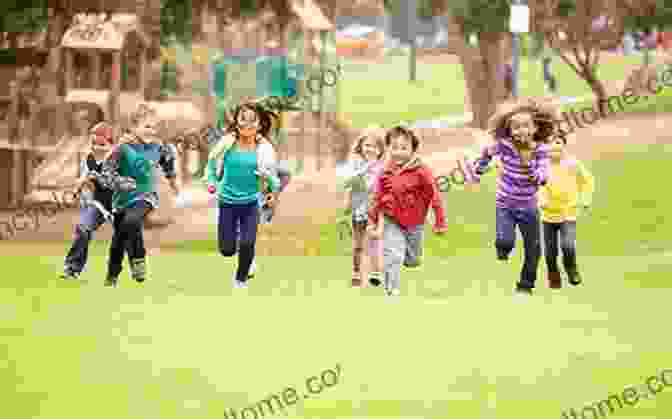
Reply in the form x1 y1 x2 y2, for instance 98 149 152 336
368 126 448 296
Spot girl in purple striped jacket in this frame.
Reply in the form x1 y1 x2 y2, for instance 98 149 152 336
472 100 557 296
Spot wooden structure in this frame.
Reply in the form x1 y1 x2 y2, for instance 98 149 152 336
61 12 150 137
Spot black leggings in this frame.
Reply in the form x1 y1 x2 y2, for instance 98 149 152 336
543 221 578 274
107 202 151 278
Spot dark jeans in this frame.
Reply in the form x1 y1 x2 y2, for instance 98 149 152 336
542 221 578 275
107 201 151 278
64 206 106 273
495 207 541 289
218 200 259 282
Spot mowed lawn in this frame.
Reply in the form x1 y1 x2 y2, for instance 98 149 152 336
339 54 643 128
1 141 671 418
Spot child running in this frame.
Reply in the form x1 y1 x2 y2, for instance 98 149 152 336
471 100 555 295
206 101 280 288
368 125 448 296
538 132 594 288
95 103 182 287
60 121 115 280
342 125 385 287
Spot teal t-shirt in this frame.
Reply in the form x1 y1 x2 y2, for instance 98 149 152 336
219 145 259 204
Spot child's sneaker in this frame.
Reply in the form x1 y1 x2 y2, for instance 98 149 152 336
386 288 400 297
130 258 147 283
232 272 248 289
104 275 118 288
568 271 582 286
248 259 256 279
514 283 533 295
368 272 382 288
548 271 562 289
59 268 80 281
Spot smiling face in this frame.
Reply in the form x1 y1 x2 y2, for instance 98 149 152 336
509 112 537 148
549 135 566 161
361 137 382 161
132 113 161 143
388 133 413 164
236 106 261 138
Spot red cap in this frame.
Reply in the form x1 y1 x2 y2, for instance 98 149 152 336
90 122 113 144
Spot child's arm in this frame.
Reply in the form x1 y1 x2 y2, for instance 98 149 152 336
526 144 550 186
576 160 595 207
423 166 447 232
472 142 499 182
96 144 136 192
538 184 550 209
159 143 180 196
367 175 384 230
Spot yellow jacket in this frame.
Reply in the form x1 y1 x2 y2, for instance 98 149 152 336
539 157 594 223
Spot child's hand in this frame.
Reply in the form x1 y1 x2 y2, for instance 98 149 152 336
207 184 216 195
579 205 591 217
367 224 381 239
265 193 275 208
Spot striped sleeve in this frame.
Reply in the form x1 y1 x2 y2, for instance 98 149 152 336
528 144 550 186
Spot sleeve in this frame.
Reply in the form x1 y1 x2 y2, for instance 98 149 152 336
367 175 384 227
206 158 218 186
576 160 595 206
472 143 499 182
158 143 178 179
424 167 447 229
96 144 135 191
538 184 550 208
259 144 280 193
528 144 550 186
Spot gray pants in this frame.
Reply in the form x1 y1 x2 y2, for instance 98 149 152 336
383 218 424 291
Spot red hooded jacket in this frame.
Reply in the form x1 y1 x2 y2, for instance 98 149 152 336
368 156 447 230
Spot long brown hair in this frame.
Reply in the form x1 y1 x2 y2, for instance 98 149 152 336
488 98 559 144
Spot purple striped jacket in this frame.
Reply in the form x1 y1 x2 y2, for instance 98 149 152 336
473 139 550 209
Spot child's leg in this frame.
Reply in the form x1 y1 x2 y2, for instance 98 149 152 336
236 201 259 283
383 219 406 293
351 220 366 282
403 224 425 268
218 202 239 257
559 221 580 281
495 207 517 260
542 222 561 273
121 201 151 282
64 206 105 275
106 211 126 284
367 236 383 283
516 208 542 290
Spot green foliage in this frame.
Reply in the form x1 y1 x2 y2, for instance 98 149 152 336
622 0 672 31
0 0 47 34
445 0 510 39
160 0 192 46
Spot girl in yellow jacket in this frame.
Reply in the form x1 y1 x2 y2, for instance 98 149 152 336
538 134 594 289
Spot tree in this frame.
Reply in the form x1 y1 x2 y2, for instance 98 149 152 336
441 0 511 129
616 0 672 64
534 0 625 103
0 0 48 48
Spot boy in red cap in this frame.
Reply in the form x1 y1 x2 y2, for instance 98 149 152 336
60 121 115 280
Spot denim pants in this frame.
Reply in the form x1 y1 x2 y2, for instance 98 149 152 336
64 205 106 273
495 207 541 289
542 221 578 275
218 200 259 282
107 201 151 278
383 218 424 291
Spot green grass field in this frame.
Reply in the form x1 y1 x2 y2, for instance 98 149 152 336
2 141 671 418
340 54 643 128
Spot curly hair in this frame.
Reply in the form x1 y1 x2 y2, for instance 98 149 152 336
351 125 385 160
384 125 420 152
488 98 560 144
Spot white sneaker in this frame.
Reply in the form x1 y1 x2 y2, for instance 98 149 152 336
386 288 400 297
232 272 248 289
247 259 256 278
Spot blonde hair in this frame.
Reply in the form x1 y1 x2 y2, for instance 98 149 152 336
129 103 158 127
351 125 385 160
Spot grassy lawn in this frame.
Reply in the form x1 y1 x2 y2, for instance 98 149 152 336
339 54 643 128
2 142 671 418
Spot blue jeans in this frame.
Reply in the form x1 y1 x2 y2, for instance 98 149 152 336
218 200 259 282
495 207 541 289
64 206 106 273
